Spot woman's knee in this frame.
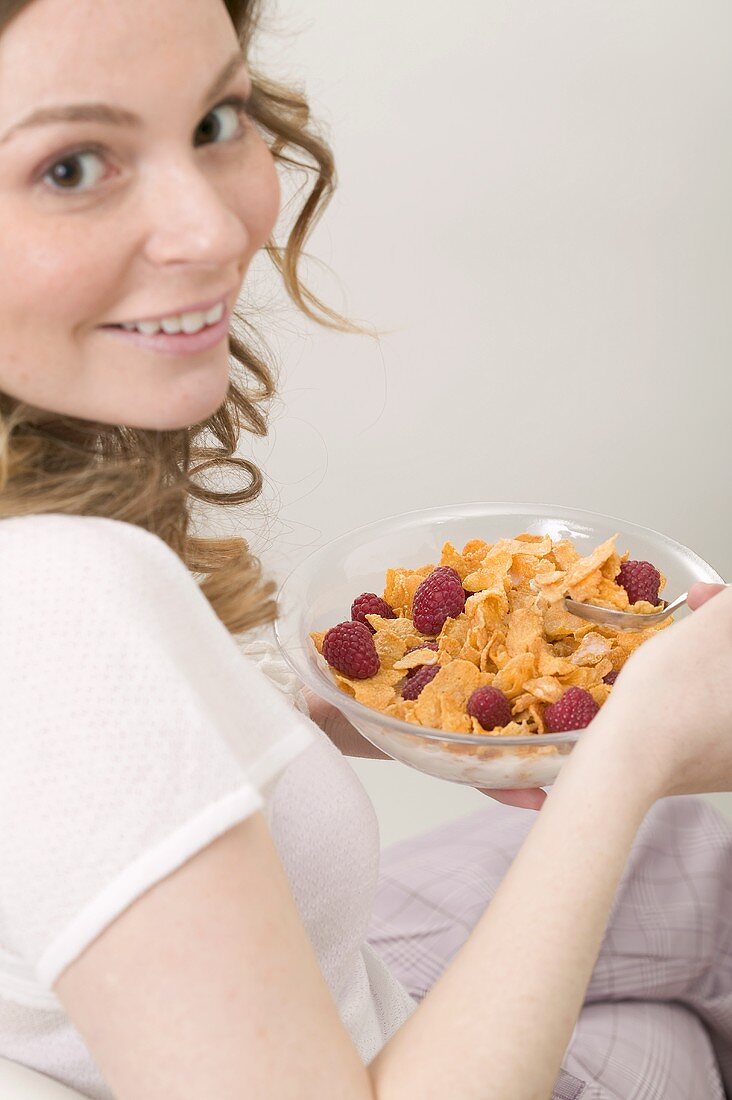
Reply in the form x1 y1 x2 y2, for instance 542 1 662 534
559 1000 724 1100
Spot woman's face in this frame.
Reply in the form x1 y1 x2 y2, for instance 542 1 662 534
0 0 280 430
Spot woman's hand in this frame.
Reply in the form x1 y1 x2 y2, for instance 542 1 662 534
475 786 548 810
476 585 729 811
586 581 732 799
301 686 393 759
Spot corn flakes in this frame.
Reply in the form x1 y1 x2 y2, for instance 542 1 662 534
311 532 670 738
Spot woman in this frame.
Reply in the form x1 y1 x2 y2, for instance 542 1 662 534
0 0 730 1097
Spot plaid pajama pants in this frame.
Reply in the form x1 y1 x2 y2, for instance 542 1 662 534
366 794 732 1099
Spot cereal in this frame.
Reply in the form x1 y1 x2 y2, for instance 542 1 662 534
568 632 613 667
371 629 408 668
438 541 471 580
493 653 538 699
506 607 544 657
383 564 433 617
335 669 401 710
393 646 440 672
312 532 671 737
414 660 490 733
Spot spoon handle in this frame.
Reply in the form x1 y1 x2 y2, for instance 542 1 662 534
663 592 689 618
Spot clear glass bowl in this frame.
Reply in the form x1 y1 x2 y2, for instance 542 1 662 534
274 502 723 789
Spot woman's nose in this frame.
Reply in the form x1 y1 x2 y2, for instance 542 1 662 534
140 159 250 269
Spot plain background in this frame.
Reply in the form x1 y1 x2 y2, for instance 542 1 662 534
223 0 732 844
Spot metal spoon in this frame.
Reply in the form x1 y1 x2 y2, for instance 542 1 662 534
562 592 688 631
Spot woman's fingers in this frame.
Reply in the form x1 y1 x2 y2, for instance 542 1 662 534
688 582 730 611
476 787 547 811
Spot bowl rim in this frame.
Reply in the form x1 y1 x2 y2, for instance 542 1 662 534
273 499 723 748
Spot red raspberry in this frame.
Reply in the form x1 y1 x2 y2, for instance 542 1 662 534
351 592 396 632
603 669 619 685
617 560 661 605
412 569 466 635
544 687 600 732
432 565 462 584
402 663 440 700
467 686 512 731
404 642 439 678
322 621 380 679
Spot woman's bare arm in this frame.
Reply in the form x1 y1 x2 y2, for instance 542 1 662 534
369 716 653 1097
54 810 375 1100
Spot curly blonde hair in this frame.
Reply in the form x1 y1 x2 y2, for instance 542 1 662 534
0 0 377 635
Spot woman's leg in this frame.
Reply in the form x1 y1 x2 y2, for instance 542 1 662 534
366 794 732 1098
562 1000 724 1099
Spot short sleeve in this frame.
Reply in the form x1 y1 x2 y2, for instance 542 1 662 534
0 514 316 992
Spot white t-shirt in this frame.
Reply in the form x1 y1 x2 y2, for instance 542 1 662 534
0 513 417 1099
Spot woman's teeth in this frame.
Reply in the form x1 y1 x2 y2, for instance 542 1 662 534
120 300 225 336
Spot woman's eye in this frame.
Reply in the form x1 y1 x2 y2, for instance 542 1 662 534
194 99 249 147
42 146 107 193
39 97 251 194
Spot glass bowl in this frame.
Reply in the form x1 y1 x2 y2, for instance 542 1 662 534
274 502 723 788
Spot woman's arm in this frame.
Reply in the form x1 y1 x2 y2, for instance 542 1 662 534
369 715 655 1097
54 709 658 1100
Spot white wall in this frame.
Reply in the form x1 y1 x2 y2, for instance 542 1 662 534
235 0 732 844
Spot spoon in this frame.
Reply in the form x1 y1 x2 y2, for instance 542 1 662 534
562 592 688 631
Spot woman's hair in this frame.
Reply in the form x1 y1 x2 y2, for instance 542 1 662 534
0 0 377 634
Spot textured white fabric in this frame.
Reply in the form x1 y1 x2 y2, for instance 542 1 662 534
0 514 416 1098
255 669 419 1062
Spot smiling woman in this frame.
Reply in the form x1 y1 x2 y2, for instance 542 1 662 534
0 0 375 637
3 5 732 1100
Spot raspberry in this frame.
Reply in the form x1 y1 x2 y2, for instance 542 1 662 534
617 560 661 606
426 566 471 603
603 669 619 685
467 686 512 731
544 687 600 732
432 565 462 584
322 621 380 679
402 663 440 700
404 642 439 678
351 592 396 632
412 569 466 635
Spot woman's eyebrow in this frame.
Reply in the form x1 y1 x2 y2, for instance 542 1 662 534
0 50 247 146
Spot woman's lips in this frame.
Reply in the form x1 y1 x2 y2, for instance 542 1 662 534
99 310 231 357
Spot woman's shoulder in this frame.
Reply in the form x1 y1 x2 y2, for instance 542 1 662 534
0 512 182 572
0 512 192 603
0 514 316 743
0 512 207 664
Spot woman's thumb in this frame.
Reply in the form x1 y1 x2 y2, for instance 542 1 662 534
688 582 730 611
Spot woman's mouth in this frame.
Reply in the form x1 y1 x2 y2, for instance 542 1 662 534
100 299 231 357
